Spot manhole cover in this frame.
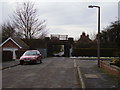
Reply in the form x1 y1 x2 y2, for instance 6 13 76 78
84 74 99 78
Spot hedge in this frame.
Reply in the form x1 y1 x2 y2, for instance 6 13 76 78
2 51 13 62
72 48 120 57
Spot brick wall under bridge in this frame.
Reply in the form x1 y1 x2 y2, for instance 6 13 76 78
46 38 73 57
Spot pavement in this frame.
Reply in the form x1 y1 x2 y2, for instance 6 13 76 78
1 60 19 70
75 59 120 89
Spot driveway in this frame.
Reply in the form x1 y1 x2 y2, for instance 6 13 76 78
2 57 80 88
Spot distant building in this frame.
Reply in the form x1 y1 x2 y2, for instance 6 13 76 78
78 32 92 42
75 32 93 48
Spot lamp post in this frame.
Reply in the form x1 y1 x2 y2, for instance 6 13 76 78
88 5 101 67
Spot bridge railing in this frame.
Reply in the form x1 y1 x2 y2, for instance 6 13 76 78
50 34 68 40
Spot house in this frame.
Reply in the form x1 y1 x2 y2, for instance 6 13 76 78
75 32 93 48
0 37 48 59
78 32 92 43
0 37 29 59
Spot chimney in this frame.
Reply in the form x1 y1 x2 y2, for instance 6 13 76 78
87 34 89 38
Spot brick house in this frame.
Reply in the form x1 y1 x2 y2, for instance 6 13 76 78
74 32 93 48
0 37 29 59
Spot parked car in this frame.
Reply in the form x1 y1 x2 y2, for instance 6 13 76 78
19 50 42 65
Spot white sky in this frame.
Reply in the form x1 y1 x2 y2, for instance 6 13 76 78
0 0 119 40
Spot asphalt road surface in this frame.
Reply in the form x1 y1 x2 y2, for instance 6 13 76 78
2 57 80 88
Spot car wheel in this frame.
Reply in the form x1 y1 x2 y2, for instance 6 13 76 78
40 59 42 63
36 60 40 64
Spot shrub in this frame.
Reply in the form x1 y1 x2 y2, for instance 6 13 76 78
72 48 97 57
110 58 120 67
115 59 120 67
72 48 120 57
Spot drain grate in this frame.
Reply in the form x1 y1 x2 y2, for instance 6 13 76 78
84 74 99 78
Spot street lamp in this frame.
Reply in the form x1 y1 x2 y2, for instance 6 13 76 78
88 5 101 67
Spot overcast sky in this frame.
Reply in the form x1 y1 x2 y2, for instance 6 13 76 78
0 0 119 40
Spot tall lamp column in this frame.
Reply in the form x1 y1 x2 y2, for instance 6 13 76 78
88 5 101 67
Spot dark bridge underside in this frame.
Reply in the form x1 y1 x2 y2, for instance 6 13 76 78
47 40 72 57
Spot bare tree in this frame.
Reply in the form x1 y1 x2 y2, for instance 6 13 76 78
13 2 46 39
2 21 22 39
38 29 48 39
90 32 96 40
2 22 14 39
